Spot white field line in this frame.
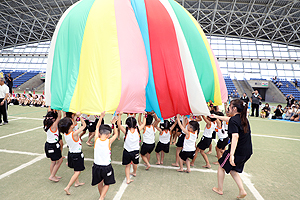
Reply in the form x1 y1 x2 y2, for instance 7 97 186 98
0 155 45 180
8 116 44 121
84 158 263 200
0 126 43 140
0 149 43 156
0 132 89 180
112 157 140 200
252 134 300 141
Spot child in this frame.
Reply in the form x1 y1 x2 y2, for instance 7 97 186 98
155 119 177 165
172 116 188 167
212 112 229 165
169 117 177 145
58 113 86 195
176 114 200 173
191 112 217 168
92 112 118 200
138 112 160 170
118 112 146 184
44 110 63 182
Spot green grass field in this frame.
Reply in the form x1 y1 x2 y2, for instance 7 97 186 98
0 105 299 200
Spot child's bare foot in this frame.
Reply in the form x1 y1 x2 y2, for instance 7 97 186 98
66 162 68 166
117 138 120 140
190 163 195 167
213 161 219 165
171 163 179 167
145 164 151 170
176 169 184 172
237 191 247 199
75 182 85 187
160 161 163 165
55 176 62 179
206 151 212 155
64 188 71 195
202 164 211 168
62 156 66 159
212 187 223 195
130 173 136 177
184 170 191 173
86 141 93 146
156 162 160 165
126 179 134 184
49 176 59 182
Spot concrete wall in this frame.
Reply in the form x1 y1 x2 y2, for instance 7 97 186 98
14 73 44 92
265 81 286 103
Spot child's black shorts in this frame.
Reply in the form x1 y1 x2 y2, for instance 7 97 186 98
197 136 212 150
175 122 182 133
155 141 170 153
217 137 229 150
83 120 89 131
92 163 116 186
176 133 185 148
68 152 85 171
218 150 251 174
45 142 62 161
122 149 139 165
140 142 155 156
179 150 195 161
87 119 98 133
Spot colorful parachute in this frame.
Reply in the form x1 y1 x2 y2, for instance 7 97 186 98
45 0 228 119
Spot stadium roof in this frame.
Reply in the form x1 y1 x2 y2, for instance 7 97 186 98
0 0 299 50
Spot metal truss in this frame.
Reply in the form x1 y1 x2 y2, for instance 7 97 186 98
0 0 299 50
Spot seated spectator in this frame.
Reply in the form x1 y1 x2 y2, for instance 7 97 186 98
272 105 284 119
261 103 270 118
290 105 300 121
277 81 282 88
19 94 26 106
284 106 293 120
13 93 20 105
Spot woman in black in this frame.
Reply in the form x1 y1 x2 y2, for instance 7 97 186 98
213 99 252 199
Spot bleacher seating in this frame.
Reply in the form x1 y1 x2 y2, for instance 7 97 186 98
13 72 39 88
224 76 239 98
250 78 267 80
272 79 300 100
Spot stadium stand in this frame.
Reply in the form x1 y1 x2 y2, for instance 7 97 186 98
224 76 239 97
272 79 300 100
13 71 40 88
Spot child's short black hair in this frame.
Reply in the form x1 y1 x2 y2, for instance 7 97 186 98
65 112 73 118
43 111 58 132
189 121 199 133
58 117 73 134
215 111 224 123
145 115 154 125
160 120 170 130
99 124 112 135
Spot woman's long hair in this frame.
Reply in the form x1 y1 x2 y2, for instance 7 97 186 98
231 99 249 133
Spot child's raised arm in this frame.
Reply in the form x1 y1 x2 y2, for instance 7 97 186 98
209 114 230 122
139 113 147 132
176 114 188 135
138 113 143 126
170 119 178 132
110 117 118 144
154 119 162 133
73 114 86 137
53 110 62 128
95 111 105 139
153 113 160 127
117 112 126 134
201 115 211 125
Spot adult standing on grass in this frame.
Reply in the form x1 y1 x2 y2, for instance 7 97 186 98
212 99 253 199
5 73 13 94
250 90 262 117
0 77 9 126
